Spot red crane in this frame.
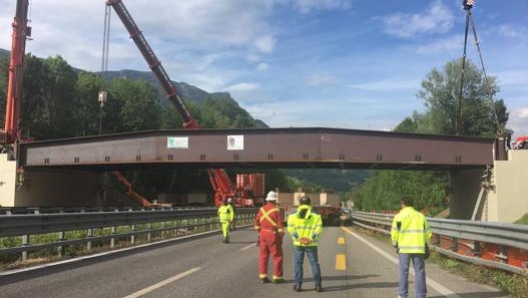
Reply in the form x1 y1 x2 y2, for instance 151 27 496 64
1 0 31 146
106 0 235 207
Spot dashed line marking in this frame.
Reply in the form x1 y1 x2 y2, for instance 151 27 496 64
241 243 256 250
335 254 347 271
338 237 345 244
122 267 201 298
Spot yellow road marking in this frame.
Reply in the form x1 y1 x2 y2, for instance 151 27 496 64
338 237 345 244
335 254 346 271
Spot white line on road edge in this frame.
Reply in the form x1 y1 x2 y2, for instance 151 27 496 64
0 230 219 277
122 267 201 298
341 227 461 298
241 243 257 250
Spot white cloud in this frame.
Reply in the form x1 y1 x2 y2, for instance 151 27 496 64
226 83 260 92
495 70 528 86
254 35 275 53
349 78 420 92
307 72 338 87
508 107 528 138
382 0 455 38
256 63 269 71
496 24 525 39
286 0 353 13
416 35 463 54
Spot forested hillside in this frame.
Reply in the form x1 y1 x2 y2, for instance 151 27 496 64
0 52 366 203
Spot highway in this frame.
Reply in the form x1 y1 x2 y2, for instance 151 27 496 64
0 226 511 298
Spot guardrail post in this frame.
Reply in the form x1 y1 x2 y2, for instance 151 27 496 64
110 226 116 248
451 237 458 252
21 234 29 261
57 231 64 257
130 225 136 245
473 241 480 258
433 234 441 246
495 245 508 264
161 221 166 239
86 228 94 251
147 223 152 242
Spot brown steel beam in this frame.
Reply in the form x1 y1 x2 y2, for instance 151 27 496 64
18 127 495 171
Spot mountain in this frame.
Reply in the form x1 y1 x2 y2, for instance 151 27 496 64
100 69 232 106
0 48 9 59
0 48 363 194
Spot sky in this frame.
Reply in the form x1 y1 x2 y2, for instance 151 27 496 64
1 0 527 138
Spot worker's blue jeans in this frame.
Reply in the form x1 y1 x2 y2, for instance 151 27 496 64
398 253 427 298
293 246 321 287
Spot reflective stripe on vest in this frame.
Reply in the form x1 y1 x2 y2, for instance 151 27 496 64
259 207 280 227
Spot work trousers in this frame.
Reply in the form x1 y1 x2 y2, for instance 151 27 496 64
293 246 322 286
398 253 427 298
259 231 283 279
221 221 230 239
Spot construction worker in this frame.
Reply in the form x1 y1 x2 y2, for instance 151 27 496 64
218 198 234 243
228 197 237 230
254 191 284 284
391 196 432 298
287 196 323 292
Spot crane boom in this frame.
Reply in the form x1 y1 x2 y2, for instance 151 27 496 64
106 0 234 206
106 0 198 129
1 0 31 145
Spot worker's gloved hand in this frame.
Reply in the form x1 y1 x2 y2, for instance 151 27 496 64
299 237 312 245
394 244 399 254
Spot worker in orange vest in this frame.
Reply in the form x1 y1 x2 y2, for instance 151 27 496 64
254 191 285 284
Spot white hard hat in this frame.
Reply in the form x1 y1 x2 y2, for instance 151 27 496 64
227 198 232 203
265 191 278 202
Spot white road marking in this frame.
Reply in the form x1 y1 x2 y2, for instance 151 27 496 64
241 243 257 250
341 227 461 298
122 267 201 298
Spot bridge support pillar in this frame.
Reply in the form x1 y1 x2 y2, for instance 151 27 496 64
449 168 484 220
0 153 18 207
1 153 100 207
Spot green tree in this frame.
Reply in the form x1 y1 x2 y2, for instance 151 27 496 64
75 71 103 136
19 55 78 140
103 78 162 133
417 58 508 137
350 58 510 214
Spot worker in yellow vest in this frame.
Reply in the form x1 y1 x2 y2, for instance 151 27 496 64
218 199 234 243
287 196 323 292
391 196 432 298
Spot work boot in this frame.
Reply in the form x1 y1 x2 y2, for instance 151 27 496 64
260 277 270 284
272 278 285 284
225 236 230 244
315 284 323 292
292 284 301 292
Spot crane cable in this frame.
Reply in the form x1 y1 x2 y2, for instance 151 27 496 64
98 4 111 134
457 1 503 137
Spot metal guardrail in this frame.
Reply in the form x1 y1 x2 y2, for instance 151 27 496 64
0 207 258 262
351 211 528 275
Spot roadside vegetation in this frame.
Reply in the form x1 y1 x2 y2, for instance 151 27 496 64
346 58 509 216
514 213 528 225
428 251 528 298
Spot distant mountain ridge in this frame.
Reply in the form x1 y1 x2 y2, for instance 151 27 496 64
0 48 364 193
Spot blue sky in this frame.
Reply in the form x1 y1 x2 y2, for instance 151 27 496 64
1 0 527 137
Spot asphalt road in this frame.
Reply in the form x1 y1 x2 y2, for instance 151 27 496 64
0 226 511 298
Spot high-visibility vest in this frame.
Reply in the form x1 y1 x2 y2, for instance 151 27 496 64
391 206 432 254
218 204 234 223
287 205 323 247
254 203 284 234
